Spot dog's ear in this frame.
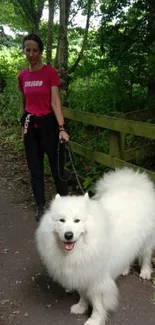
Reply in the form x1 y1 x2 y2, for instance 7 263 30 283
55 194 61 199
84 192 89 199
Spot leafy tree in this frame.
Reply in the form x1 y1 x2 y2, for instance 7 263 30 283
99 0 155 106
0 0 46 33
0 25 15 49
0 0 28 31
12 0 46 33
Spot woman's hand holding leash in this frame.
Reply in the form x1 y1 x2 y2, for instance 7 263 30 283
59 124 69 143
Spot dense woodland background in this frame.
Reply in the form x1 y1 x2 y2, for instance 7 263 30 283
0 0 155 189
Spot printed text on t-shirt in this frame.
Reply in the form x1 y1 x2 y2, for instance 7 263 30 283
25 81 43 87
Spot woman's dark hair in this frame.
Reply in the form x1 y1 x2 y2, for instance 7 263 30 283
22 33 44 52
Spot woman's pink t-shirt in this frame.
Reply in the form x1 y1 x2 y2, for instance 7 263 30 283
18 65 61 116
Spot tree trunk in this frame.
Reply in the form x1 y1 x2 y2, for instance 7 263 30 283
55 0 73 90
46 0 56 65
33 20 40 34
69 0 93 74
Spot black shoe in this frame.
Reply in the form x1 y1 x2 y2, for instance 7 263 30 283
35 205 45 222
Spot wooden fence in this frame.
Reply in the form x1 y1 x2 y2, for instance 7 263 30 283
63 107 155 182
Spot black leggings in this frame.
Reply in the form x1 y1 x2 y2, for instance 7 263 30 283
24 123 68 206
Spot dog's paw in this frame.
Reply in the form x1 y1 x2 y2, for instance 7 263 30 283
84 318 104 325
121 267 130 276
139 267 152 280
65 288 73 293
70 303 87 315
140 268 152 280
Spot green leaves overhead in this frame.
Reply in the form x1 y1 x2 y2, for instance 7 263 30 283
99 0 155 91
0 0 46 33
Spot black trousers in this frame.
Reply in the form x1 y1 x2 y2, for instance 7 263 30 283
24 116 68 206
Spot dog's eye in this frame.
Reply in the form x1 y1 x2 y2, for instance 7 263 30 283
74 219 80 223
59 219 65 223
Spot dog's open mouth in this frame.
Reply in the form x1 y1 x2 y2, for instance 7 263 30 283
63 242 75 251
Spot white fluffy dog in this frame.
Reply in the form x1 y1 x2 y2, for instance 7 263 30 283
36 168 155 325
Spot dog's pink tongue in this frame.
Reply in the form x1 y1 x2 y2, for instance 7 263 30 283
64 242 74 251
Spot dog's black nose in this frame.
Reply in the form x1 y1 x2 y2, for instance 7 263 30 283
64 231 73 241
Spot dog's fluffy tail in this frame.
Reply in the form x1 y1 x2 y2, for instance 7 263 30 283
94 167 154 199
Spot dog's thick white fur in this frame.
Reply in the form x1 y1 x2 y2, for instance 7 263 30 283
36 168 155 325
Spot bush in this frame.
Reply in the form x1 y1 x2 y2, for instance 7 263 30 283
68 68 147 114
0 46 26 124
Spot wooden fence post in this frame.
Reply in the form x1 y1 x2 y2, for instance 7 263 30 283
109 131 125 159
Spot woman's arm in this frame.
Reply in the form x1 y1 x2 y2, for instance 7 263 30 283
51 86 69 142
51 86 64 126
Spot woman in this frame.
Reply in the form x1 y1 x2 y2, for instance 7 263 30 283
18 33 69 222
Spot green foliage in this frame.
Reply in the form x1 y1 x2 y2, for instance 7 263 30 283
0 0 46 33
10 0 46 33
40 21 59 50
99 0 155 88
82 164 107 192
68 69 147 114
0 46 26 124
0 0 29 31
0 26 16 49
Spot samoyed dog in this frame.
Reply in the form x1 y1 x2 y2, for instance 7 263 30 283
36 168 155 325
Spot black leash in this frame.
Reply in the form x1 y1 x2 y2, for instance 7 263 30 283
57 141 85 194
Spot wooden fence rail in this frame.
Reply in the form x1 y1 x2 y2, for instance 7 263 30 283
63 108 155 183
